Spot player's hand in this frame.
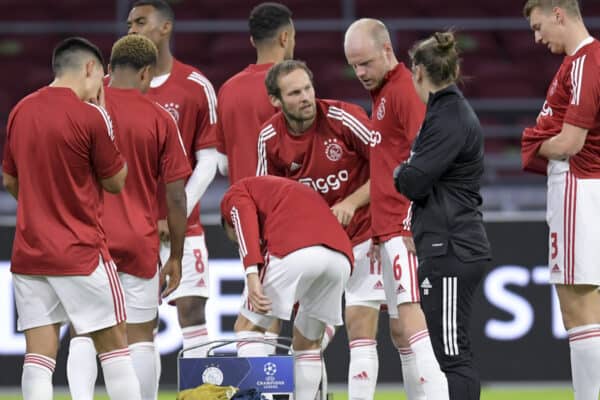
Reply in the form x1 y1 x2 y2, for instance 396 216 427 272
160 257 182 298
403 236 416 255
158 219 170 242
247 273 271 314
368 242 381 266
331 198 357 227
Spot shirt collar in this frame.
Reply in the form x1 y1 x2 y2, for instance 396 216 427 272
427 84 461 107
570 36 594 56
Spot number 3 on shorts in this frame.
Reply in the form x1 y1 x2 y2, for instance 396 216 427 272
550 232 558 260
193 249 205 273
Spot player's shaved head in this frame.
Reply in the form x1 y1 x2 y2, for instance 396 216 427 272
523 0 581 18
110 34 158 71
52 37 104 77
344 18 391 51
132 0 174 22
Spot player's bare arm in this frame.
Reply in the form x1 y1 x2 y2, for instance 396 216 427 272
161 179 187 298
100 164 128 194
331 179 370 226
538 123 588 160
2 172 18 199
246 271 272 314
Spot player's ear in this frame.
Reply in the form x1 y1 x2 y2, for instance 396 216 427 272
84 59 95 78
160 20 173 37
278 29 289 49
269 94 281 108
250 36 256 49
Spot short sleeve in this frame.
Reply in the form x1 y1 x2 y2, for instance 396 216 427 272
87 104 125 179
187 72 219 151
564 53 600 129
158 108 192 184
2 110 17 176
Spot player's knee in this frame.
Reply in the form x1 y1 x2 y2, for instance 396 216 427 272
176 296 207 327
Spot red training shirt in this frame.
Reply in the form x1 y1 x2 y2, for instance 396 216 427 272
216 63 278 184
103 87 191 278
369 63 425 241
522 38 600 178
221 176 354 269
257 99 372 246
3 86 124 276
147 59 218 236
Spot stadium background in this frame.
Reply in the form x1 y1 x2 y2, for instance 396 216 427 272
1 0 599 395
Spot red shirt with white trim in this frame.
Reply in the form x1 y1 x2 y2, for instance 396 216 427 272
369 63 425 241
216 63 277 184
147 59 218 236
221 176 354 269
2 86 125 276
103 87 192 278
257 99 372 245
524 38 600 178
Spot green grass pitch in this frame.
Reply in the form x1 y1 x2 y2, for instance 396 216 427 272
0 388 576 400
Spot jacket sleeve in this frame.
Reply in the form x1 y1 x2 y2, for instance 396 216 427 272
221 188 264 268
394 113 465 201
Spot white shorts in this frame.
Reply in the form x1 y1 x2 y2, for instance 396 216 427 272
547 163 600 286
160 235 209 304
119 270 159 324
239 246 351 330
13 256 126 334
345 239 386 308
381 236 420 318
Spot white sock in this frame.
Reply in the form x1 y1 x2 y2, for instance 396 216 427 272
152 326 162 388
264 331 279 355
154 343 161 388
320 325 336 350
409 330 449 400
568 324 600 400
399 347 426 400
130 342 158 400
348 340 378 400
236 331 267 357
22 353 55 400
99 348 142 400
294 349 322 400
67 336 97 400
182 324 209 358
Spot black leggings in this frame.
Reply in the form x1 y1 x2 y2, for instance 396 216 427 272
418 251 488 400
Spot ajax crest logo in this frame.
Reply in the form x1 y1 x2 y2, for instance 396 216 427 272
163 102 181 122
324 138 343 162
201 366 224 385
376 98 386 120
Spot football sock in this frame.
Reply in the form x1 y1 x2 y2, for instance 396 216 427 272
67 336 97 400
399 347 426 400
181 324 209 358
348 339 378 400
99 348 142 400
409 330 449 400
22 353 55 400
568 324 600 400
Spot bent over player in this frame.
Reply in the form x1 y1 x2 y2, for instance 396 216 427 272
221 176 352 400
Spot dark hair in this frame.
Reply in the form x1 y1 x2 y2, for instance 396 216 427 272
249 2 293 43
132 0 174 22
409 31 460 87
52 37 104 76
523 0 581 18
265 60 313 99
110 35 158 70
